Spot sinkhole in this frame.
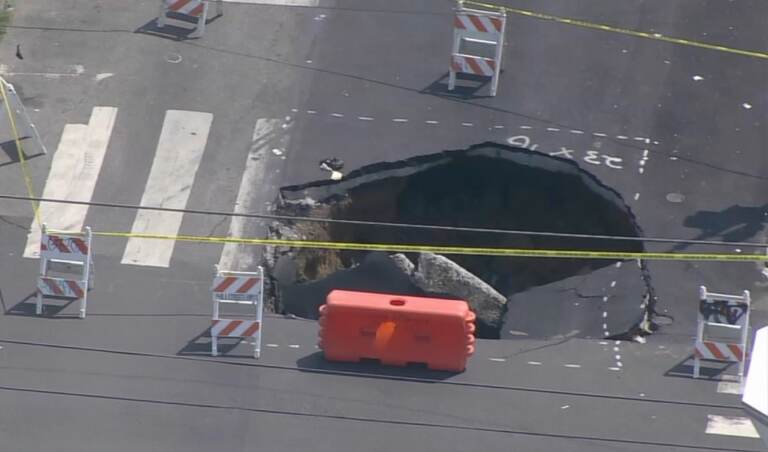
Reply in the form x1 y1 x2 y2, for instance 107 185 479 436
265 143 654 340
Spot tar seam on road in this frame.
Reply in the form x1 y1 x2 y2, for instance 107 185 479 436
3 194 768 250
0 385 756 451
0 339 746 412
462 0 768 60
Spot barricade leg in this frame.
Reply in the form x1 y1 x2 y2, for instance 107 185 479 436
211 335 219 356
693 356 701 379
448 69 457 92
35 290 43 315
216 0 223 17
157 1 167 27
189 2 209 38
253 333 261 359
79 293 87 319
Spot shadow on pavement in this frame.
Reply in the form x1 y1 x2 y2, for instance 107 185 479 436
0 139 44 169
673 204 768 251
177 329 256 359
664 355 735 380
296 351 458 382
134 11 223 41
3 291 80 319
421 71 494 99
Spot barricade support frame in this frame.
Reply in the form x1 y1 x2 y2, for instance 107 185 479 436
211 265 264 358
36 223 94 318
693 285 750 382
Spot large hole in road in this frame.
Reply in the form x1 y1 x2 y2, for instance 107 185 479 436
265 143 654 339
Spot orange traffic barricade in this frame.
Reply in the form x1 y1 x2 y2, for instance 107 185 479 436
318 290 476 372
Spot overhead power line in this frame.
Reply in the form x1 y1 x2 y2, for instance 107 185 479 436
0 193 765 249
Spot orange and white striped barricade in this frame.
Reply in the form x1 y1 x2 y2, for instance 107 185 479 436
157 0 222 38
448 1 506 96
694 285 750 382
36 224 94 318
211 266 264 358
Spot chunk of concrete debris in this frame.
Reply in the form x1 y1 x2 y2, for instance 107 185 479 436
389 253 415 276
409 252 507 333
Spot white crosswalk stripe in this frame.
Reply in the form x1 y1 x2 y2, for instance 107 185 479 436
23 107 117 258
218 118 279 271
705 414 759 438
121 110 213 268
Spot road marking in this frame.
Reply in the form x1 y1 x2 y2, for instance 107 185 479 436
489 357 506 362
546 127 560 132
219 119 279 271
705 414 759 438
222 0 319 6
24 107 117 258
121 110 212 268
357 116 374 121
570 129 584 134
288 344 300 348
0 64 85 78
527 361 542 365
425 120 439 125
716 381 743 395
330 113 344 118
564 364 582 368
266 343 279 347
461 122 474 127
609 367 621 371
392 118 408 123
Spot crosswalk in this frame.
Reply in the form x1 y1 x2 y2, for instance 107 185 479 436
22 107 286 270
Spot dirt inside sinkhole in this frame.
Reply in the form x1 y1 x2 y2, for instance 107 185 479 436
265 144 654 339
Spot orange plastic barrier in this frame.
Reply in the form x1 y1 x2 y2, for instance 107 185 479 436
318 290 476 372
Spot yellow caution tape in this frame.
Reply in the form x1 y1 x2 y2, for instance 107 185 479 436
38 229 768 262
462 0 768 60
0 78 41 226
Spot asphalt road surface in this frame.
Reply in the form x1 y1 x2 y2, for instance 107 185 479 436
0 0 767 451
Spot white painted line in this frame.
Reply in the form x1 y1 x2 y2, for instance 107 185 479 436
0 64 85 78
599 341 609 345
461 122 474 127
616 361 623 367
642 150 649 158
330 113 344 118
546 127 560 132
602 296 609 302
24 107 117 258
634 192 640 200
425 120 439 125
602 323 609 330
306 110 317 114
615 354 622 360
223 0 319 6
610 281 616 287
357 116 374 121
638 167 645 174
639 159 646 166
602 312 608 318
219 119 279 271
266 343 279 347
604 331 611 336
288 344 300 349
717 381 743 395
593 132 607 137
527 361 542 365
519 125 533 129
121 110 212 267
616 135 628 140
564 364 582 368
489 357 506 362
609 367 621 371
705 415 759 438
570 129 584 134
615 261 622 268
634 137 646 141
290 108 299 113
392 118 408 123
493 125 505 129
561 405 570 409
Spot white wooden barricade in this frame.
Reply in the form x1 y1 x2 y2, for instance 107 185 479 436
694 285 750 381
211 266 264 358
